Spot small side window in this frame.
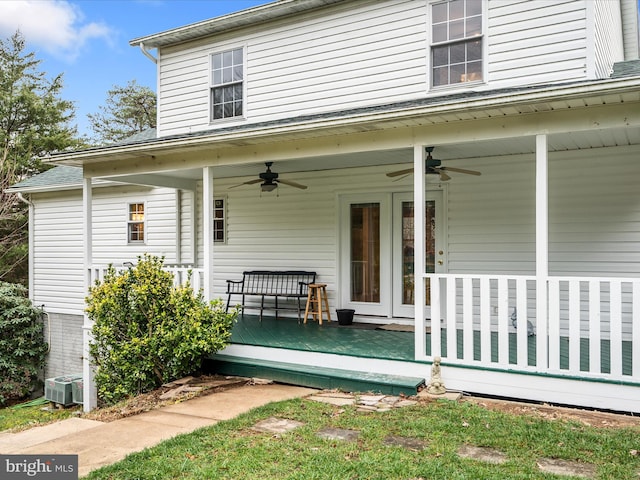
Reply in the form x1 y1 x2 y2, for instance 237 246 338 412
214 198 226 243
128 203 145 243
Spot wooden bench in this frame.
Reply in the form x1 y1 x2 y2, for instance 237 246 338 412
225 270 317 321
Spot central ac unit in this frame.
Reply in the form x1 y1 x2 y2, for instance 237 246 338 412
45 374 82 406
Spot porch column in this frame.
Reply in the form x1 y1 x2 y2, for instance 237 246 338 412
413 145 428 359
82 175 97 412
202 166 214 301
535 134 549 368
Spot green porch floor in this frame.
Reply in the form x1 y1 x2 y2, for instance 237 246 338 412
220 315 632 375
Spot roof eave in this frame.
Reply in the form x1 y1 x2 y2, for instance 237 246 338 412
129 0 346 49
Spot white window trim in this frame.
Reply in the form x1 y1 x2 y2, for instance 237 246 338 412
209 44 247 124
427 0 487 92
127 202 146 244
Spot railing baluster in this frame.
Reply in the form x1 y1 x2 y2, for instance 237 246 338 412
589 280 601 373
568 280 581 374
610 280 622 377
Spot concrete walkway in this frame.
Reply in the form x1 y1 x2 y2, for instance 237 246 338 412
0 383 316 477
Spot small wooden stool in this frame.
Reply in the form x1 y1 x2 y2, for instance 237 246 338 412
304 283 331 324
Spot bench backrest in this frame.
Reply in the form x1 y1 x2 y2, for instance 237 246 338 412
243 270 316 295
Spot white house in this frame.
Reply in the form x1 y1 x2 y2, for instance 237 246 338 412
8 0 640 413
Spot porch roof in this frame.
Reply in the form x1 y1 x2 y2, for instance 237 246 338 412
44 75 640 171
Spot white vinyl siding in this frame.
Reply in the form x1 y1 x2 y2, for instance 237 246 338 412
157 0 428 136
31 191 84 314
592 0 624 78
621 0 640 60
155 0 618 137
31 186 181 315
488 0 588 86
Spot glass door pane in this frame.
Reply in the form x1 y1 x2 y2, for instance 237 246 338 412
350 203 380 302
401 200 436 306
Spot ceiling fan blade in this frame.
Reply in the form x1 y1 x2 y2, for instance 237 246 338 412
386 168 414 177
440 166 481 176
228 178 262 189
277 178 308 189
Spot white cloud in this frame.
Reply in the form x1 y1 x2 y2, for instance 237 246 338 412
0 0 113 62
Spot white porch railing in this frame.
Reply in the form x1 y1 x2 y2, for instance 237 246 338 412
88 264 205 292
426 274 640 384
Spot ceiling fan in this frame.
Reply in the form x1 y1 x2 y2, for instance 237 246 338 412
386 147 481 181
229 162 308 192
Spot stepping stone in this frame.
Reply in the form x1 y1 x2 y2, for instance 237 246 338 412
308 395 355 406
317 427 360 442
457 445 507 464
252 417 305 434
383 435 428 451
536 458 596 479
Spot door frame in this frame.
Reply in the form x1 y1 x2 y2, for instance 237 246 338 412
338 189 446 319
339 192 392 316
392 191 444 318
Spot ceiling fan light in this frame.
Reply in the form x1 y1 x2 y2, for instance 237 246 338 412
261 182 277 192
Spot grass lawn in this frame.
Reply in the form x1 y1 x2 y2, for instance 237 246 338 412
84 397 640 480
0 397 76 432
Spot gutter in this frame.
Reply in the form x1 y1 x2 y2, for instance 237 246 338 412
139 42 157 64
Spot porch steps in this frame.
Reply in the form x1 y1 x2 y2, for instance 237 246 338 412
207 354 425 396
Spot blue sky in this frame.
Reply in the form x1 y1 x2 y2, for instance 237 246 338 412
0 0 270 137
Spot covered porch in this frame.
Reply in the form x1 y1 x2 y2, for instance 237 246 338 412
70 77 640 412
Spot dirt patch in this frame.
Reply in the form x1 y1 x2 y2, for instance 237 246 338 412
83 375 249 422
465 396 640 429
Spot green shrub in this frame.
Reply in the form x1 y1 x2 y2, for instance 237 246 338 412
86 254 237 405
0 282 47 406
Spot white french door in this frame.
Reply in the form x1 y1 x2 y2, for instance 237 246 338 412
340 191 443 318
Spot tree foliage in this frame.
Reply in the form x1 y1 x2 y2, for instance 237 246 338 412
0 281 47 406
86 255 237 405
0 32 79 284
87 79 156 145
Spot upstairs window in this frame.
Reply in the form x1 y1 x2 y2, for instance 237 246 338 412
128 203 145 243
431 0 483 87
210 47 244 121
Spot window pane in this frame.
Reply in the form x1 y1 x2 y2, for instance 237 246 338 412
432 46 449 66
467 39 482 60
449 19 464 40
213 104 223 119
212 53 222 69
222 67 232 83
450 43 465 64
234 101 243 116
232 48 243 64
432 23 448 43
466 60 482 81
213 88 222 104
224 102 233 118
222 50 233 67
449 0 464 20
466 0 482 16
450 63 465 83
350 203 380 303
466 15 482 36
432 2 447 23
432 66 448 86
213 70 222 85
233 83 243 100
233 65 243 81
